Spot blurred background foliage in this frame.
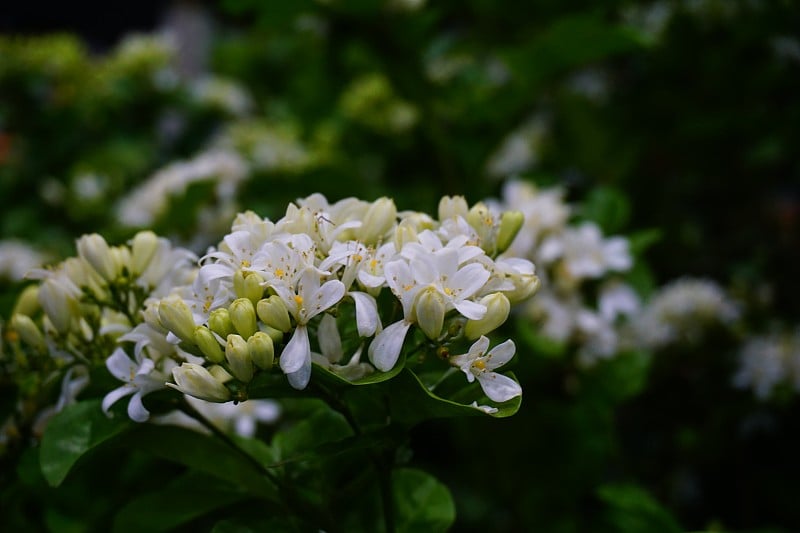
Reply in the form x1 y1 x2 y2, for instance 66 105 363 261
1 0 799 531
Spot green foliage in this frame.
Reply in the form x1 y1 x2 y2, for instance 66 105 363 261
39 399 131 487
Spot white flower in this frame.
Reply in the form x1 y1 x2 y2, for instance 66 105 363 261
598 281 640 322
539 223 632 281
312 314 374 381
102 348 174 422
274 268 345 389
449 336 521 403
0 240 48 281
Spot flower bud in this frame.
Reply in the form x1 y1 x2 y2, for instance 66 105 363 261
77 233 117 282
243 272 265 304
496 210 524 255
226 334 254 382
360 197 397 244
131 231 159 276
168 363 231 402
110 246 131 279
438 195 468 221
38 278 75 334
229 298 257 339
11 314 46 351
248 331 274 370
261 325 285 344
394 219 419 251
505 273 541 304
466 202 496 251
208 308 235 339
208 364 234 383
158 296 196 344
13 285 40 317
465 293 510 340
256 296 292 332
195 325 225 363
415 287 446 340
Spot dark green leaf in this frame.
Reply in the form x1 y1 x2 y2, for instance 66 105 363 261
393 468 455 532
123 425 278 501
112 471 250 533
39 399 131 487
597 483 681 533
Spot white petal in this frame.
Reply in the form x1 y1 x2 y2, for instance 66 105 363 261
102 385 135 414
350 291 379 337
286 355 312 390
477 372 522 403
317 314 343 362
127 391 151 422
357 270 386 289
306 279 346 320
280 326 310 374
453 299 487 320
368 320 411 372
106 348 136 382
449 263 490 298
486 339 516 370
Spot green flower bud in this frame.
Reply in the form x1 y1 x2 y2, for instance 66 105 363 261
415 287 446 340
194 326 225 363
13 285 40 317
208 364 234 383
496 210 524 255
243 272 265 304
256 295 292 332
261 325 285 344
158 296 196 344
248 331 275 369
208 308 235 339
76 233 117 282
11 314 46 351
226 334 254 382
168 363 231 402
229 298 257 339
233 270 246 298
465 292 511 340
131 230 159 276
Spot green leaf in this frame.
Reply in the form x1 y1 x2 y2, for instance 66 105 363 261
123 425 278 501
393 468 455 532
112 471 250 533
271 404 352 460
597 483 681 533
39 399 131 487
580 186 631 234
381 369 522 425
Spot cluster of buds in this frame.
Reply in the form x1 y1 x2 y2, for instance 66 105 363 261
149 193 538 410
9 231 196 422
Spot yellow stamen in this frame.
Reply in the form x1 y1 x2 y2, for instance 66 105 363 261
294 295 304 306
275 268 285 278
473 360 486 371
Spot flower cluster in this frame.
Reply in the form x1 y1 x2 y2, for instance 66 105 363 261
148 193 537 411
10 231 196 423
9 194 538 428
632 277 740 349
492 180 639 366
733 328 800 400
